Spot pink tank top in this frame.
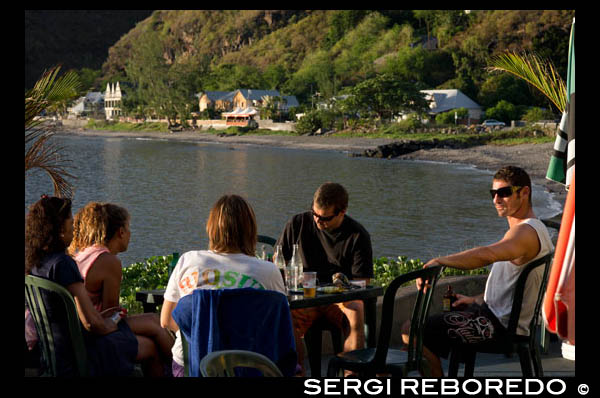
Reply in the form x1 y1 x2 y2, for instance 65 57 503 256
74 245 110 312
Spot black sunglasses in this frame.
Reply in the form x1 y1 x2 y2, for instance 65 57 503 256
490 186 522 199
311 208 340 222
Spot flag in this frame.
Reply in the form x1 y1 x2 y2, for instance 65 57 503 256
542 171 575 344
546 18 575 188
543 17 575 345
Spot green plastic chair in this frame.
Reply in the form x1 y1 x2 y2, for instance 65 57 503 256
257 235 277 247
199 349 284 377
168 252 180 277
327 265 444 377
24 275 88 376
447 252 554 377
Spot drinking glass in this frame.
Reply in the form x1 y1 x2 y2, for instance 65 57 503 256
303 271 317 297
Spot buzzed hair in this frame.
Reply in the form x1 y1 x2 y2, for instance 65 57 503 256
313 182 349 213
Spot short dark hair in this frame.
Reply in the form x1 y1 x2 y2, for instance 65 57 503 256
313 182 348 213
493 166 532 203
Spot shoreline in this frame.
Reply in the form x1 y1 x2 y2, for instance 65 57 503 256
55 128 567 205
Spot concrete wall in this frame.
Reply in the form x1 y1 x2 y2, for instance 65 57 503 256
61 119 88 129
257 120 297 132
316 274 489 354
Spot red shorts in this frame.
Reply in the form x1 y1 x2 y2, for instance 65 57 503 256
291 303 348 338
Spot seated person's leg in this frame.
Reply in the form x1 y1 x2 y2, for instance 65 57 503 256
417 304 502 377
125 313 174 360
402 318 444 377
291 307 321 376
135 335 164 377
333 300 364 351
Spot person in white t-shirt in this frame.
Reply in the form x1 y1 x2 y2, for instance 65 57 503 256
160 194 285 377
401 166 554 377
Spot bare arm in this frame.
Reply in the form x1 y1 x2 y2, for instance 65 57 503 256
424 222 540 271
67 282 117 335
160 299 179 332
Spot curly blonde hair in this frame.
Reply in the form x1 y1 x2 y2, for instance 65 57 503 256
68 202 129 255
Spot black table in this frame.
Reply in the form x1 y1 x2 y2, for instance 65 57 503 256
136 285 384 347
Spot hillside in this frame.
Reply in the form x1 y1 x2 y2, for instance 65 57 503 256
98 10 573 107
25 10 153 89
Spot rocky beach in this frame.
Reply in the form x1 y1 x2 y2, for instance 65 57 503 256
55 128 567 205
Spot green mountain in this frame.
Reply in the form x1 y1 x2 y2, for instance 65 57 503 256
98 10 573 108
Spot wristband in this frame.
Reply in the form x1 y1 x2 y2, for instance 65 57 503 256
110 311 122 324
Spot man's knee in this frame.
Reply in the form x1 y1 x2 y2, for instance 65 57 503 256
338 300 364 325
401 320 411 342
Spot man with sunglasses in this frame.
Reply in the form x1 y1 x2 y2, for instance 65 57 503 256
401 165 554 377
277 182 373 375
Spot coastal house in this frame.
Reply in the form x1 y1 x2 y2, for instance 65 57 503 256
198 89 299 114
420 89 483 124
105 82 124 120
222 107 259 126
67 92 105 118
198 91 236 112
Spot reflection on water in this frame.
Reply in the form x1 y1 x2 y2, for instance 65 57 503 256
25 135 561 267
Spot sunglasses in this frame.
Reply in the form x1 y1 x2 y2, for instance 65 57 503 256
311 208 340 222
490 186 522 199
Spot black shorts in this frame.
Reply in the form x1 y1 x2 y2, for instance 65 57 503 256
423 302 507 359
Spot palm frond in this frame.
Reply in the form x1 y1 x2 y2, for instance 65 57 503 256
25 65 80 198
487 51 567 113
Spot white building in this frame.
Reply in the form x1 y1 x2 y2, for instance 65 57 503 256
105 82 123 120
420 89 483 123
67 92 104 118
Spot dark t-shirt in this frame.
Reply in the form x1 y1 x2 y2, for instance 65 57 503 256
30 252 85 376
277 211 373 283
30 252 137 376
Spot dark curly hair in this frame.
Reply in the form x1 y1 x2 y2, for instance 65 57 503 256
25 196 72 274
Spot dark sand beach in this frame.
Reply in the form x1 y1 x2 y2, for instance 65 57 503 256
56 128 567 205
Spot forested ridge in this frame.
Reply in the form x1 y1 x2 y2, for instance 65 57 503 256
27 10 574 124
99 10 573 106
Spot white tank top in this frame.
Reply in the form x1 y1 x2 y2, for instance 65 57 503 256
484 218 554 335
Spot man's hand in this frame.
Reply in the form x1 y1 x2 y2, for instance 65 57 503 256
452 293 475 310
417 259 441 291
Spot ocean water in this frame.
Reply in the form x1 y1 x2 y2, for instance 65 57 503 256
25 134 561 267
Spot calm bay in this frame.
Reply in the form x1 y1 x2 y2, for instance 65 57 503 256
24 134 562 267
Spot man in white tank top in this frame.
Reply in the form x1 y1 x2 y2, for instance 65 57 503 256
402 166 554 377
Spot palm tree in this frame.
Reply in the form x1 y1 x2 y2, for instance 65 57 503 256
487 51 566 113
25 66 80 198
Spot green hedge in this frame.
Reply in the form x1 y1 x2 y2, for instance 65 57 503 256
120 254 489 313
372 256 489 290
120 254 173 313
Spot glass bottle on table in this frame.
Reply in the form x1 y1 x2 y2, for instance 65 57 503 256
274 244 286 286
290 243 304 291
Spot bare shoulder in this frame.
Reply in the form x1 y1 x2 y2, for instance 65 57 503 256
502 222 541 264
93 252 122 275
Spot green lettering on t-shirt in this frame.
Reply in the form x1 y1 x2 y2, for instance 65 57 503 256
235 275 263 289
237 274 251 288
202 269 220 286
222 270 239 288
